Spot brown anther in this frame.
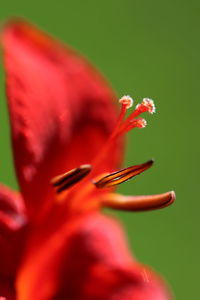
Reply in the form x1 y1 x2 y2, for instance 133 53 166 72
51 164 92 193
94 160 154 189
100 191 175 211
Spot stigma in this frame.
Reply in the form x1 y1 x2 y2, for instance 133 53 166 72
136 98 156 114
119 95 134 109
116 96 156 136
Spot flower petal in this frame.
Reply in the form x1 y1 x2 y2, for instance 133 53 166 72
0 279 15 300
17 213 171 300
1 19 122 218
0 184 27 278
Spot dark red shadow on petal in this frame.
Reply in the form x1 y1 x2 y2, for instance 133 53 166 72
0 185 27 278
0 278 15 300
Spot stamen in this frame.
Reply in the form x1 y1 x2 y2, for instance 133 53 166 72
51 164 92 193
99 191 175 211
94 160 153 188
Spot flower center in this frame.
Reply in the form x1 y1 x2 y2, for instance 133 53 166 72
52 95 155 195
49 95 175 214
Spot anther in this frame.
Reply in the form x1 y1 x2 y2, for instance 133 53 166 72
51 164 92 193
100 191 176 211
94 160 154 188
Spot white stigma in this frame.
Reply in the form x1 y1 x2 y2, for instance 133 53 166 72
131 118 147 128
138 118 147 128
142 98 156 114
119 95 134 109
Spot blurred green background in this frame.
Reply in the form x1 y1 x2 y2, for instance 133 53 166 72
0 0 199 299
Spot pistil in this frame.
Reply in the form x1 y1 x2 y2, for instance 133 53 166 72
90 96 155 173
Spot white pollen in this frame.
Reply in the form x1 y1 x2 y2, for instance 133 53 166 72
142 98 156 114
119 95 134 109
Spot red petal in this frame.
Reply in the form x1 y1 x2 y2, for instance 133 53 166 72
0 279 15 300
1 19 122 218
0 184 27 278
17 213 171 300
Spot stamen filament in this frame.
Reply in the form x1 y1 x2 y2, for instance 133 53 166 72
94 160 154 188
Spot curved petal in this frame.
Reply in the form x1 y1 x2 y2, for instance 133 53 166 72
17 213 171 300
1 19 122 218
0 184 27 278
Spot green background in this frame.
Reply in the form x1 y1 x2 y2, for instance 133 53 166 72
0 0 198 299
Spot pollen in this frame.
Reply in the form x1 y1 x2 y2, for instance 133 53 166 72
119 95 134 109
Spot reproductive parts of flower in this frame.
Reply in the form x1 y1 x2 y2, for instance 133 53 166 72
50 95 175 215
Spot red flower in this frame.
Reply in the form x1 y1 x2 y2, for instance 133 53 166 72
0 20 175 300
